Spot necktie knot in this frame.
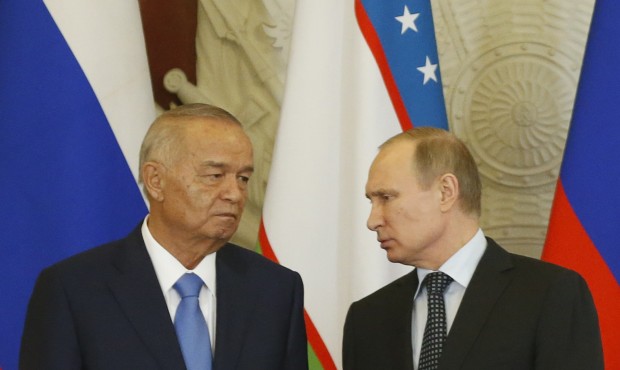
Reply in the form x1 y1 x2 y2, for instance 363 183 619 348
424 271 453 295
174 273 204 298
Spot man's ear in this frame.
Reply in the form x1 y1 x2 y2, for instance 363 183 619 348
142 162 165 202
438 173 459 212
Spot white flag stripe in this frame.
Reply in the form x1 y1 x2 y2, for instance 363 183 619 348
263 0 411 365
44 0 155 182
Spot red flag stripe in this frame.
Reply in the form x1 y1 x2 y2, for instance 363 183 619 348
354 0 413 131
542 181 620 369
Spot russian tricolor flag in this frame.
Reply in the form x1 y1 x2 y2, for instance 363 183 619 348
0 1 154 368
542 0 620 368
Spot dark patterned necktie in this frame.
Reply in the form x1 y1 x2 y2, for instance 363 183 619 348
419 272 453 370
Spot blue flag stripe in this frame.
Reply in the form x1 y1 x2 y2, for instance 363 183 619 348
559 0 620 282
0 2 147 368
359 0 448 129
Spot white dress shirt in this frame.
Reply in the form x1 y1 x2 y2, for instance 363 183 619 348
141 217 217 353
412 228 487 369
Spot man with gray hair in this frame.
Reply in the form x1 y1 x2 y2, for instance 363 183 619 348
21 104 308 370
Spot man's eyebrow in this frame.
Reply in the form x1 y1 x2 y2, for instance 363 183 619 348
199 161 254 173
366 189 398 198
200 160 225 168
240 165 255 173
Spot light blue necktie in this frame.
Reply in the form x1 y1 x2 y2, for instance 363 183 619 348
173 273 213 370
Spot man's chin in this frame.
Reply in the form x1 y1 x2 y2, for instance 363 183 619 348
207 224 238 242
218 229 236 240
384 249 403 264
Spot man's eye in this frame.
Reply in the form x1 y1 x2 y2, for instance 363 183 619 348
238 176 250 183
200 174 222 181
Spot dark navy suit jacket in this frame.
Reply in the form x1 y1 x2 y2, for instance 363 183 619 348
20 226 308 370
343 238 603 370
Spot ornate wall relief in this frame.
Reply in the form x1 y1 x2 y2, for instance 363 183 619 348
434 0 594 257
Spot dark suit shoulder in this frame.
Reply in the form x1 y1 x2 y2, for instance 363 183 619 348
47 238 122 271
42 227 142 278
487 237 588 286
217 243 301 278
516 253 579 275
343 271 416 370
350 270 417 311
466 238 604 369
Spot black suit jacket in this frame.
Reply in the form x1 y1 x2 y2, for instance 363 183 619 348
20 226 308 370
343 238 603 370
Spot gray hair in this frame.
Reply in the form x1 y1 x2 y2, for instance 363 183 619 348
138 103 242 183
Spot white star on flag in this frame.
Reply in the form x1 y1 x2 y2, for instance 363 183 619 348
395 5 420 34
417 56 438 84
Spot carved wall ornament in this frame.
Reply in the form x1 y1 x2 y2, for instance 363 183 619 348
433 0 594 257
450 41 576 188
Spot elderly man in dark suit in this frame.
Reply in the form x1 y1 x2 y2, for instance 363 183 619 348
20 104 308 370
343 127 603 370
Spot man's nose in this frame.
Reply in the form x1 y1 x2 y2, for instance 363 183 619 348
221 175 245 202
367 205 383 231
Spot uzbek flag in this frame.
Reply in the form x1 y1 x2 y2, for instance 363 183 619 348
0 1 154 368
542 0 620 368
259 0 448 367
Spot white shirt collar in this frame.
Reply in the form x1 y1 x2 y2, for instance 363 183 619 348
415 228 487 298
141 216 217 297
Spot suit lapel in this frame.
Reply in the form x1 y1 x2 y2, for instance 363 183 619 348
107 228 186 369
439 238 514 369
213 245 258 370
388 271 419 370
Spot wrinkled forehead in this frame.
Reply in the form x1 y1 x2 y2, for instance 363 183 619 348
181 116 241 133
180 118 250 144
164 118 251 166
